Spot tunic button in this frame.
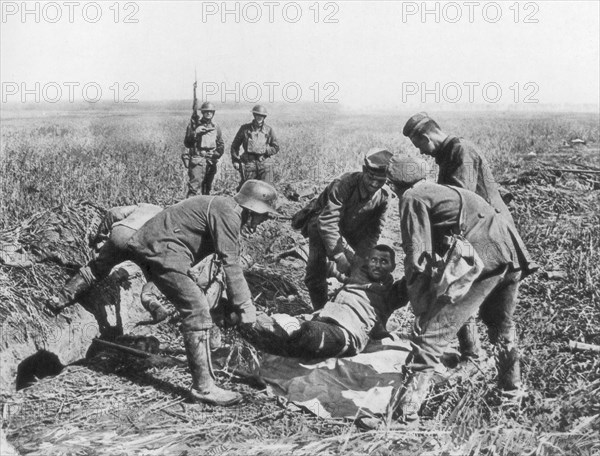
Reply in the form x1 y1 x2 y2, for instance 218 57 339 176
478 213 485 218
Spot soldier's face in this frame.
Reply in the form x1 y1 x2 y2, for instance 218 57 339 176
362 172 387 196
253 114 266 126
246 212 270 232
202 111 214 120
411 134 436 156
366 250 395 281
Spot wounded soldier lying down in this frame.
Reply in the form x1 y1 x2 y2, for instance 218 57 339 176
249 245 409 358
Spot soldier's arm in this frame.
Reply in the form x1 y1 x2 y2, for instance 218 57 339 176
399 195 435 310
443 146 477 193
390 277 409 311
317 178 352 259
208 203 255 323
365 195 388 249
265 126 280 157
230 126 245 164
214 125 225 158
184 121 196 149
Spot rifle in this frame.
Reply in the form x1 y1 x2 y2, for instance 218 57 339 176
91 338 185 368
181 69 200 169
191 68 200 130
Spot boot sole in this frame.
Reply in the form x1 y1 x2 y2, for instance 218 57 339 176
189 393 243 407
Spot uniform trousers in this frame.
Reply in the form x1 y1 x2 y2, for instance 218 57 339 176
80 226 214 332
187 158 217 197
410 265 521 371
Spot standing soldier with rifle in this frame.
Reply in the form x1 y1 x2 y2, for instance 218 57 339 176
183 76 224 197
230 105 279 189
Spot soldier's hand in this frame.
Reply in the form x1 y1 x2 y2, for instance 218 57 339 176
233 162 241 171
238 302 257 326
333 252 352 275
343 245 356 263
195 125 209 134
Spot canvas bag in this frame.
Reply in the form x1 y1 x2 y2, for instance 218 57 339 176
431 186 484 303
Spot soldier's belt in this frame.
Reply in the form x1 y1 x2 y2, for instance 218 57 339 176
242 153 267 162
191 148 216 158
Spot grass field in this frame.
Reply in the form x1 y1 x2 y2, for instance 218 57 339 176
1 105 599 455
2 106 597 225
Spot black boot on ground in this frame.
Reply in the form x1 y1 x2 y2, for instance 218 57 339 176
397 369 435 422
457 317 481 361
496 343 522 393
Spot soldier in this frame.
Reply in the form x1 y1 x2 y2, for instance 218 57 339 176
48 180 280 406
402 112 537 361
402 112 520 219
183 101 224 196
252 245 408 358
47 203 168 322
230 105 279 188
300 148 393 310
386 155 535 422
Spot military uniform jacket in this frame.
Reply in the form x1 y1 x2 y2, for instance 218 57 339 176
399 182 533 307
230 121 279 163
318 266 408 352
436 136 512 222
436 136 536 269
126 196 251 307
184 118 224 158
313 172 389 258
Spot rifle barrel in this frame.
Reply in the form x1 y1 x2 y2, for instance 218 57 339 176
92 338 151 359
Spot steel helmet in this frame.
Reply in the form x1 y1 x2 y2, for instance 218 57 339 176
234 180 280 215
251 105 268 117
386 155 429 186
200 102 216 112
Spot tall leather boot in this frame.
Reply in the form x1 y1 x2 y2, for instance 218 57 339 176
397 369 435 422
308 286 328 311
46 272 90 314
182 330 242 406
496 343 521 391
458 317 481 361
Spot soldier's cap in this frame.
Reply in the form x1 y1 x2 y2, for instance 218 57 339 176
386 155 429 187
402 112 431 138
363 148 393 177
251 105 268 117
234 179 281 216
200 101 216 112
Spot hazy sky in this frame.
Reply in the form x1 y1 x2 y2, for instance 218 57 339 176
1 1 599 109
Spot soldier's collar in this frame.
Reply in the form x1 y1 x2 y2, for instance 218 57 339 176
437 135 459 157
